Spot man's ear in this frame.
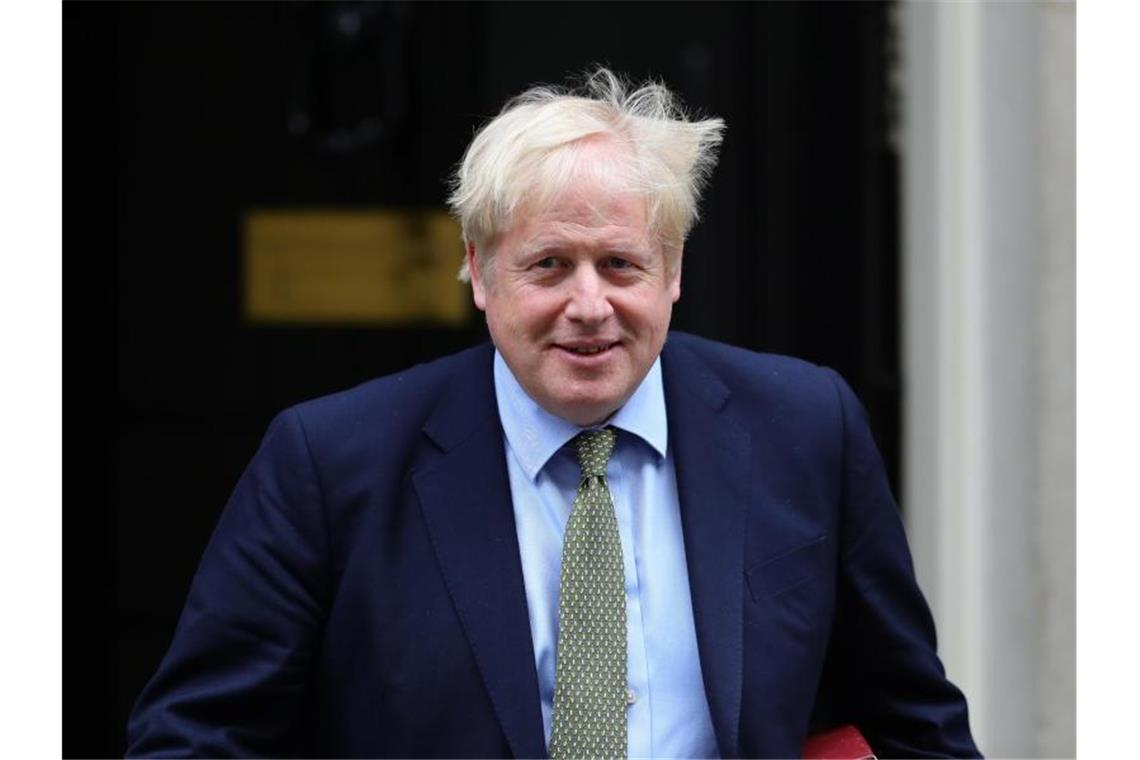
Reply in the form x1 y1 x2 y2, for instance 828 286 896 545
668 246 683 303
467 243 487 311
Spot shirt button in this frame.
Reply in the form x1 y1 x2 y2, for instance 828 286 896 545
627 688 638 706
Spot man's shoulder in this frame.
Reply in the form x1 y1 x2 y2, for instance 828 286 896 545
662 331 858 462
283 342 494 439
664 331 839 399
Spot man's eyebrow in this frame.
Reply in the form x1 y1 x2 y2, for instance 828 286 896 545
515 239 560 259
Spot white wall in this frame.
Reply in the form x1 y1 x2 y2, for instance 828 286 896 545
899 2 1075 757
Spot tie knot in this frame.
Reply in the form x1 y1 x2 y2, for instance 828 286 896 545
573 428 617 478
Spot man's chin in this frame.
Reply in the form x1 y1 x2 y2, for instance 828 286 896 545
533 365 645 426
546 392 625 428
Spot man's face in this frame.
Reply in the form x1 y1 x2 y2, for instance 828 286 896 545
468 154 681 427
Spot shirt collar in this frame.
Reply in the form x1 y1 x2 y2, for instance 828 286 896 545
493 350 669 481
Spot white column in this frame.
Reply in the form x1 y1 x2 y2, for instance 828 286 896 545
899 2 1075 757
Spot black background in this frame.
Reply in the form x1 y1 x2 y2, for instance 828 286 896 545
67 2 899 756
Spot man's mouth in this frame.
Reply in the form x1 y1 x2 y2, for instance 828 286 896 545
557 342 619 356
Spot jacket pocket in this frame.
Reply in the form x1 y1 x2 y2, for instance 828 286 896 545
745 535 828 600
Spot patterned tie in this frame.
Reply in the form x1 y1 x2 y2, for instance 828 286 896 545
550 427 627 760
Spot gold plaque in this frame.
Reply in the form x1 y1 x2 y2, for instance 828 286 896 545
243 209 470 325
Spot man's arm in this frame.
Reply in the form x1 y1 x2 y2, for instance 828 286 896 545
127 409 330 758
816 369 981 759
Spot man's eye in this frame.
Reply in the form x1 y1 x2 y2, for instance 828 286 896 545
607 257 633 270
534 257 559 269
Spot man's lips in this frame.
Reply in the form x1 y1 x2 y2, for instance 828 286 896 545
553 340 620 356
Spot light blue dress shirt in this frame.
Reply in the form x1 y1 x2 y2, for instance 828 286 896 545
493 351 719 759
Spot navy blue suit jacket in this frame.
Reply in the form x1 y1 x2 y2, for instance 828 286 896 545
127 332 979 758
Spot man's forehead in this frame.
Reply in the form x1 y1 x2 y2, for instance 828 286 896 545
516 176 649 229
512 207 652 256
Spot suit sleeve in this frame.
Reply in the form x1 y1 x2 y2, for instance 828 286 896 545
819 369 981 758
126 408 330 758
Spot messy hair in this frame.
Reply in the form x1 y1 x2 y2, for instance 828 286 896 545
448 66 726 281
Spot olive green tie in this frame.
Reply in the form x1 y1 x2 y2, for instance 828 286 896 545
550 428 627 760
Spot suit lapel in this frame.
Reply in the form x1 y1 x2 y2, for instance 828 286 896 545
412 346 547 759
662 338 750 758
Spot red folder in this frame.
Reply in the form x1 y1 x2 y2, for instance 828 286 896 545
802 724 876 759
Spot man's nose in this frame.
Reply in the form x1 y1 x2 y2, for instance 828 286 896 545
563 266 615 324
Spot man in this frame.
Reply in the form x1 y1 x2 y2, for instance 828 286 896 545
128 68 979 758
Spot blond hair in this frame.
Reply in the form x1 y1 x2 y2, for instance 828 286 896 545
449 66 726 281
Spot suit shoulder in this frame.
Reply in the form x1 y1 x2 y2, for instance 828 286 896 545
281 343 493 442
664 332 862 467
665 331 838 397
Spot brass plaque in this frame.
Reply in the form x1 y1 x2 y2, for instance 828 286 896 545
243 209 470 325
